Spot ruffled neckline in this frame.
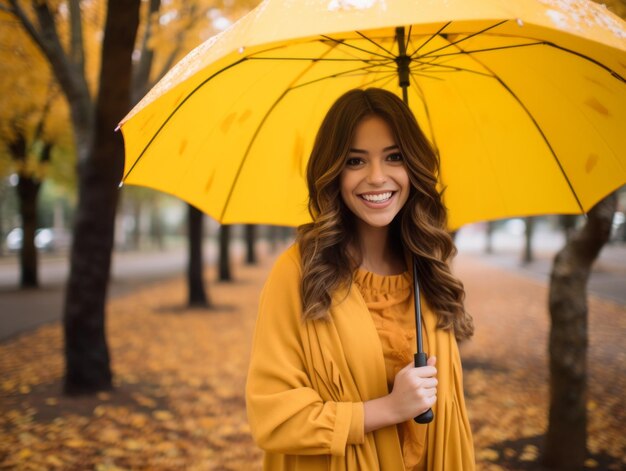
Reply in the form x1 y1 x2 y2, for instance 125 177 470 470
353 266 411 294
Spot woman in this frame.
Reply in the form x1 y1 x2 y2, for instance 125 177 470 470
246 88 475 470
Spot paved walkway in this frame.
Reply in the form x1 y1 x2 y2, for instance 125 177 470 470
455 226 626 306
0 240 254 340
1 231 624 340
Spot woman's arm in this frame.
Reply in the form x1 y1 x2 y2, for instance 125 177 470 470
245 249 364 456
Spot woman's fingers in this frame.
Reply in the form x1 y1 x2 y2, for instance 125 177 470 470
389 360 439 421
419 377 438 389
413 365 437 378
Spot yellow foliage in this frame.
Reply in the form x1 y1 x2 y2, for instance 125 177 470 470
0 9 72 183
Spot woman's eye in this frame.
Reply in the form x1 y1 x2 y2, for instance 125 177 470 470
387 152 403 162
345 157 363 167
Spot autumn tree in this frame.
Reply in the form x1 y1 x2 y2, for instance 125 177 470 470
0 12 71 287
219 224 232 281
544 193 616 468
187 204 210 306
522 216 535 264
245 224 257 265
541 1 625 468
2 0 141 393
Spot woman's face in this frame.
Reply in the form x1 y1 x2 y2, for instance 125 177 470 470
340 115 410 231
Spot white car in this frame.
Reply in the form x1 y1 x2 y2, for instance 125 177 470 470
5 228 72 252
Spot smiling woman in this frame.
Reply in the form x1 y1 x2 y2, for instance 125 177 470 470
246 88 475 471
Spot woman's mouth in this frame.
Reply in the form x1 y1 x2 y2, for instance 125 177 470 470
359 191 395 205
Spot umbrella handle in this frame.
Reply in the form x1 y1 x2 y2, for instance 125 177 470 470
413 352 434 424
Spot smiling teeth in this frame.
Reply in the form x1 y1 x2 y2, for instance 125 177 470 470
361 192 392 202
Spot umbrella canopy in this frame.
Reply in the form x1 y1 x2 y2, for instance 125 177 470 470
119 0 626 229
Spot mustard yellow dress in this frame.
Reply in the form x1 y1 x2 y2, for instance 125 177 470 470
354 267 429 470
246 244 475 470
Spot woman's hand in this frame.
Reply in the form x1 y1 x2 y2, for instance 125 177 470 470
364 356 437 433
387 356 437 423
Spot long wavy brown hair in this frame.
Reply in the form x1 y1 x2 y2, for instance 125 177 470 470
296 88 473 341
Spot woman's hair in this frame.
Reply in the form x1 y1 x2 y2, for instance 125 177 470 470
296 88 473 341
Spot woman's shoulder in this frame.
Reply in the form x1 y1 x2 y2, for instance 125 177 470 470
258 244 304 319
267 243 303 281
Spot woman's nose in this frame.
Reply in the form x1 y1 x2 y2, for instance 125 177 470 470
366 160 387 185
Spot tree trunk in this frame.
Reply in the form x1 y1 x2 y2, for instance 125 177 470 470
132 198 141 250
150 199 164 250
543 194 617 469
187 204 209 307
219 224 232 281
522 216 535 264
268 224 278 254
245 224 257 265
63 0 141 395
17 175 41 288
484 220 495 254
559 214 578 242
0 186 4 257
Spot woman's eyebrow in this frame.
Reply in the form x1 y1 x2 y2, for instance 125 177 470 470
348 145 399 154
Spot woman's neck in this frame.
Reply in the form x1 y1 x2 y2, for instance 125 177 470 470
353 222 406 275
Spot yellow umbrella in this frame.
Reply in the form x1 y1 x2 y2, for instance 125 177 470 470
119 0 626 230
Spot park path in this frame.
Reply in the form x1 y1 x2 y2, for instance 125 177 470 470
0 248 624 470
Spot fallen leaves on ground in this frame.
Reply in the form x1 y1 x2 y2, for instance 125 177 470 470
457 254 626 470
1 250 624 470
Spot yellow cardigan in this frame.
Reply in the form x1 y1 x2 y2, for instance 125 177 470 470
245 245 475 470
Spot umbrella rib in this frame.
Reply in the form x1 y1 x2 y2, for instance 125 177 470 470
408 74 442 171
354 71 398 90
453 44 586 213
314 37 385 63
355 30 396 57
320 34 392 60
545 42 625 83
421 41 545 59
410 72 445 82
417 20 508 59
290 60 396 90
409 21 451 58
247 56 390 62
411 60 494 78
219 42 346 220
408 74 456 223
121 57 248 183
405 25 413 53
424 40 625 82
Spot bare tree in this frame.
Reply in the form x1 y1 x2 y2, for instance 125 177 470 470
522 216 535 264
64 0 141 394
187 203 210 306
245 224 257 265
543 193 617 468
5 0 142 393
218 224 232 281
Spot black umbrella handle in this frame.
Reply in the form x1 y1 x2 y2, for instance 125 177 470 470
412 257 434 424
414 352 434 424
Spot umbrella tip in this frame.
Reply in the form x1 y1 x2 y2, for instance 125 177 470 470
118 181 124 188
238 46 245 53
114 125 121 132
516 18 524 27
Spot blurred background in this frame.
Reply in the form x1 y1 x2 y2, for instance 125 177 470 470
1 1 625 470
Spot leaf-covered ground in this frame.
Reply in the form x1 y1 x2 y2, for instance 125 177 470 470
1 250 624 470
